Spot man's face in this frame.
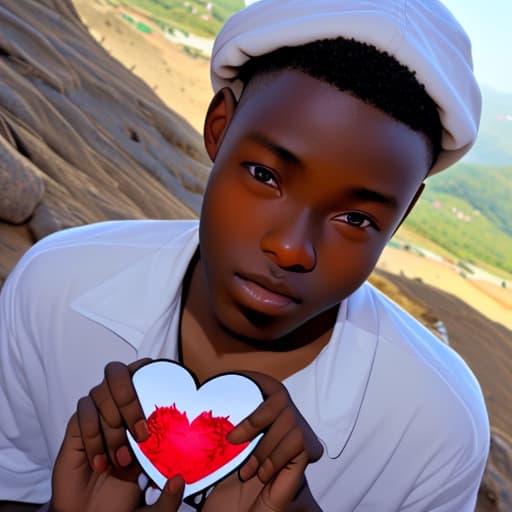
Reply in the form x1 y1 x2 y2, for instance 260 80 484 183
199 70 429 343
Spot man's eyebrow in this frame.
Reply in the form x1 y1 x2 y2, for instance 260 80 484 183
246 133 398 208
246 132 302 166
347 187 398 209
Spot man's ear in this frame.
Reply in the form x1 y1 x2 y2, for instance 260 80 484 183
203 87 238 162
392 182 425 237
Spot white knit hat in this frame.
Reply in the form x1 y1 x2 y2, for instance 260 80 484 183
211 0 481 175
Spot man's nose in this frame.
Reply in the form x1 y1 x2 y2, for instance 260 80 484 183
260 210 316 272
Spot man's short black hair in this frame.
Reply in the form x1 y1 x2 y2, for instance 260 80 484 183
238 37 443 169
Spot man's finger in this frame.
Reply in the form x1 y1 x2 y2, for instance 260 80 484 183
138 475 185 511
252 465 309 512
242 405 296 480
236 370 284 398
228 386 289 444
77 396 107 473
105 361 150 443
54 412 87 470
257 428 306 483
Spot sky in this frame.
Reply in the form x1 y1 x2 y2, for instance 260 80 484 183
244 0 512 94
441 0 512 93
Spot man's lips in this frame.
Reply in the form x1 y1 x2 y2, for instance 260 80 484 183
233 272 301 312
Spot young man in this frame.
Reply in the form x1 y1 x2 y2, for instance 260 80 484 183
0 0 489 511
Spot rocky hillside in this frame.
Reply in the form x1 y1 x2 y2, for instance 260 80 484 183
374 270 512 511
0 0 210 288
0 1 510 510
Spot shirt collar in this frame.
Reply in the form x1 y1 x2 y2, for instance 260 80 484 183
71 223 199 351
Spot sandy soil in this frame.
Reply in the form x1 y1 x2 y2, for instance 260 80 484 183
378 247 512 330
74 0 213 133
73 0 512 332
470 279 512 310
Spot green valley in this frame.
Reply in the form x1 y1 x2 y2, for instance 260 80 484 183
403 163 512 276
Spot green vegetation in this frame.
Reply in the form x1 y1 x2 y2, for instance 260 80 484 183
182 44 208 59
136 21 152 33
117 0 243 37
403 164 512 275
425 163 512 237
121 13 135 22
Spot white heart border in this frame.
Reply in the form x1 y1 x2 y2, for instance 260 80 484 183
126 360 264 499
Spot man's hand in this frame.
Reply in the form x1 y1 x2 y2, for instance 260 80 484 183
50 359 185 512
203 371 323 511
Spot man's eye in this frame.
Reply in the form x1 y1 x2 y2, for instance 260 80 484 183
337 212 375 229
245 164 278 188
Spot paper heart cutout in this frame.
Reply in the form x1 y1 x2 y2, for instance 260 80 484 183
127 360 264 498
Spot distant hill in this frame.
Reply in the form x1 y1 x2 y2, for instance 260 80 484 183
464 85 512 167
404 163 512 275
428 163 512 238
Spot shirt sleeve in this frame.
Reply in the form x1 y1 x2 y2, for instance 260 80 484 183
400 424 489 511
0 254 52 503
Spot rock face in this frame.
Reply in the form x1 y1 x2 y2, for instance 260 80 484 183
0 0 210 288
378 270 512 512
0 132 44 223
478 430 512 512
0 2 511 511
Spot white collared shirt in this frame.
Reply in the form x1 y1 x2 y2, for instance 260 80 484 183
0 220 489 510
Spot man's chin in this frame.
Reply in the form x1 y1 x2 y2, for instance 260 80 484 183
227 301 340 352
215 307 294 349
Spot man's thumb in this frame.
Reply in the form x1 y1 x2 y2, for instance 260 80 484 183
153 475 185 511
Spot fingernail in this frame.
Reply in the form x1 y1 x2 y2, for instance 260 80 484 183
92 453 107 473
239 455 258 481
145 486 161 506
258 458 274 482
137 472 149 491
116 445 132 467
226 427 239 443
134 419 149 441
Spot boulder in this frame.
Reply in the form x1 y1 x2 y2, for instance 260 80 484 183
0 131 44 223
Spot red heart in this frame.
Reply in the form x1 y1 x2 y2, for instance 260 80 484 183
138 404 250 484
